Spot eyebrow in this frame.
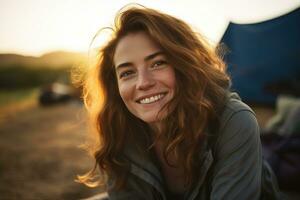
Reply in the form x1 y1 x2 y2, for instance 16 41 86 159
115 51 164 70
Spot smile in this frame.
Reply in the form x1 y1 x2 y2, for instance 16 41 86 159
137 93 166 104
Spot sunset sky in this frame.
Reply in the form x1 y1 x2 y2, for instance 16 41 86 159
0 0 299 56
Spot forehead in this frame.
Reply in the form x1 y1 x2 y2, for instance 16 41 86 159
113 32 161 65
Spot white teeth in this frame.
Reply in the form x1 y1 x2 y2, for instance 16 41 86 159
139 93 165 104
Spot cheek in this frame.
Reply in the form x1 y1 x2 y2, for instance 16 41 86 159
118 82 132 105
164 67 176 90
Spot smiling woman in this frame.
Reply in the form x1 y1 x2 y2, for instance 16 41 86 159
114 32 176 124
77 5 283 200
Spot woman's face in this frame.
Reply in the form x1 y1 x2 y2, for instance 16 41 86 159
114 31 175 124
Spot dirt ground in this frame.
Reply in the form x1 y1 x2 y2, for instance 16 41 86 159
0 100 103 200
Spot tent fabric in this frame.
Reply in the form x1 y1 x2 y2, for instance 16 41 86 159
221 7 300 104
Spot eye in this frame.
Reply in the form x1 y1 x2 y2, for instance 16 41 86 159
119 70 135 79
152 60 167 68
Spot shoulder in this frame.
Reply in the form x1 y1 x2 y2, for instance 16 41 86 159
220 93 257 129
209 94 263 199
215 93 260 152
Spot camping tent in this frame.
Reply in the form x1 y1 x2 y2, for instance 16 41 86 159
221 7 300 104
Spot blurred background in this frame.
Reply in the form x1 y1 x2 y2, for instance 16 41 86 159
0 0 299 199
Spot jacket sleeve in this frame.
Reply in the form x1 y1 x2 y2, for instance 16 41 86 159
210 110 262 200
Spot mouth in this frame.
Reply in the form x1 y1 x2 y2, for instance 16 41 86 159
136 92 167 104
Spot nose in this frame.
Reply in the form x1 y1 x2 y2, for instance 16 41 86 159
136 69 155 90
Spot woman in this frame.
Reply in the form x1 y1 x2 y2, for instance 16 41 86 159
78 5 283 200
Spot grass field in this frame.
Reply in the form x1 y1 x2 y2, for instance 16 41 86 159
0 88 38 106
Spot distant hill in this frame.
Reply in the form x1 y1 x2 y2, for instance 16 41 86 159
0 51 88 68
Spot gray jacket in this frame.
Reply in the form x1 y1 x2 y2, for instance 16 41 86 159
107 94 283 199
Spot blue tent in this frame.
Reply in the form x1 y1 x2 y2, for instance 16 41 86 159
221 7 300 104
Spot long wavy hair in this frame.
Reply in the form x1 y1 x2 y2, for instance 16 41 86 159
78 5 231 189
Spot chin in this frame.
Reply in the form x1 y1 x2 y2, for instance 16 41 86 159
140 116 158 124
138 111 165 124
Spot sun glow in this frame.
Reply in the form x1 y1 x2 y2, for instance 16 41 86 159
0 0 299 56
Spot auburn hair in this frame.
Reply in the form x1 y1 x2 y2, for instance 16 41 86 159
77 5 230 189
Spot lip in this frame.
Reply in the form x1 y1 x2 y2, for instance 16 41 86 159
135 92 168 103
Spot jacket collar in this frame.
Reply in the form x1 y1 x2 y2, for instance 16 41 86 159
186 149 214 200
123 141 167 199
123 135 215 200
